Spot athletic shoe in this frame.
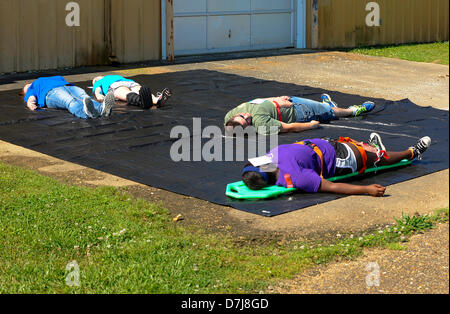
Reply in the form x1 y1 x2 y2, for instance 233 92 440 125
321 93 338 108
368 133 386 152
83 97 99 119
139 86 154 110
349 101 375 117
156 88 172 108
101 91 115 117
410 136 431 160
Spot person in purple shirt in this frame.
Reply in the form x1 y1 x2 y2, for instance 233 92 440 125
20 76 115 119
242 133 432 197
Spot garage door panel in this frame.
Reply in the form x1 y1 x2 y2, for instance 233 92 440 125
251 0 292 11
173 0 296 56
207 15 251 49
207 0 250 12
174 0 206 13
252 13 292 46
174 17 207 51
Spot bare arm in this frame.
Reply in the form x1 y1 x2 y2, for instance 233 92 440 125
94 87 105 102
280 121 320 133
26 96 38 111
319 178 386 197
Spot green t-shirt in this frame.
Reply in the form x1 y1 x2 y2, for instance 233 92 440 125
224 100 297 135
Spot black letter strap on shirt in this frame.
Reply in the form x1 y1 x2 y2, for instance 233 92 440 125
294 141 324 178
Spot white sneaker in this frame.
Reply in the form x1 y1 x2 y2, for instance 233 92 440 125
410 136 431 160
368 133 386 152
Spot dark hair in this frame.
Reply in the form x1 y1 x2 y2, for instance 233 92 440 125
242 164 277 190
225 119 241 127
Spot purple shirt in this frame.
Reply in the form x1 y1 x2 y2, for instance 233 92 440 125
269 139 337 193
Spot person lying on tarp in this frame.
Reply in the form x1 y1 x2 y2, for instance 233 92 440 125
242 133 431 197
20 76 115 119
91 75 172 110
224 94 375 135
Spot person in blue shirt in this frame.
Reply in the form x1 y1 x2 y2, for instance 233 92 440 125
92 75 172 110
21 76 115 119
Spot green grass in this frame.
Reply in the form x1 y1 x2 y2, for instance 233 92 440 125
348 41 449 65
0 162 447 293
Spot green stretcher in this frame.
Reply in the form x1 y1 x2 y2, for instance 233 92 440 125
226 159 412 200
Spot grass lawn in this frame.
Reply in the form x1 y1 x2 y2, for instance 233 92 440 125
0 161 448 293
348 41 449 65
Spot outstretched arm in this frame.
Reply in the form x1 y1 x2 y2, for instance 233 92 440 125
319 178 386 197
280 121 320 133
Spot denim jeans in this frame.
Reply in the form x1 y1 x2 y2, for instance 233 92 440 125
290 96 336 123
45 85 102 119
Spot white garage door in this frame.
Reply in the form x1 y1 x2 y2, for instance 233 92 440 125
174 0 296 56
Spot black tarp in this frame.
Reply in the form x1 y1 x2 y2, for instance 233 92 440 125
0 70 448 216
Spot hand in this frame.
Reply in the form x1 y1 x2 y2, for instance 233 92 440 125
27 102 38 111
270 96 293 108
366 184 386 197
309 120 320 129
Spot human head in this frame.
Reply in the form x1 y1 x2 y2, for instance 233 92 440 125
242 163 278 190
92 76 104 85
225 113 252 129
19 83 31 96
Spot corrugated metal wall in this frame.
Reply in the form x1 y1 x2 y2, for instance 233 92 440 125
310 0 449 48
111 0 161 64
0 0 161 73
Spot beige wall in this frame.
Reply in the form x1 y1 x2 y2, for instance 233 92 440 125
0 0 161 73
309 0 449 48
111 0 161 64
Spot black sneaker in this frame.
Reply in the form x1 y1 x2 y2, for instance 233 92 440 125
410 136 431 160
83 97 100 119
368 133 386 152
101 91 115 117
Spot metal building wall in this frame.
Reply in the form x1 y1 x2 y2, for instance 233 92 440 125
111 0 161 64
0 0 161 73
310 0 449 48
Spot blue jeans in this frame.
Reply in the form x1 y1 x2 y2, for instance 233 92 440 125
290 96 336 123
45 85 102 119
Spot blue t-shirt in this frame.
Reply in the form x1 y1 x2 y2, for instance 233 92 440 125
24 76 71 107
269 139 337 193
93 75 135 96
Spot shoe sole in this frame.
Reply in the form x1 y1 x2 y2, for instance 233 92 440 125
321 93 337 108
102 91 115 117
139 86 153 110
83 98 99 119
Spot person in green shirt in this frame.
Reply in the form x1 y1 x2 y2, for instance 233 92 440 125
224 94 375 135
